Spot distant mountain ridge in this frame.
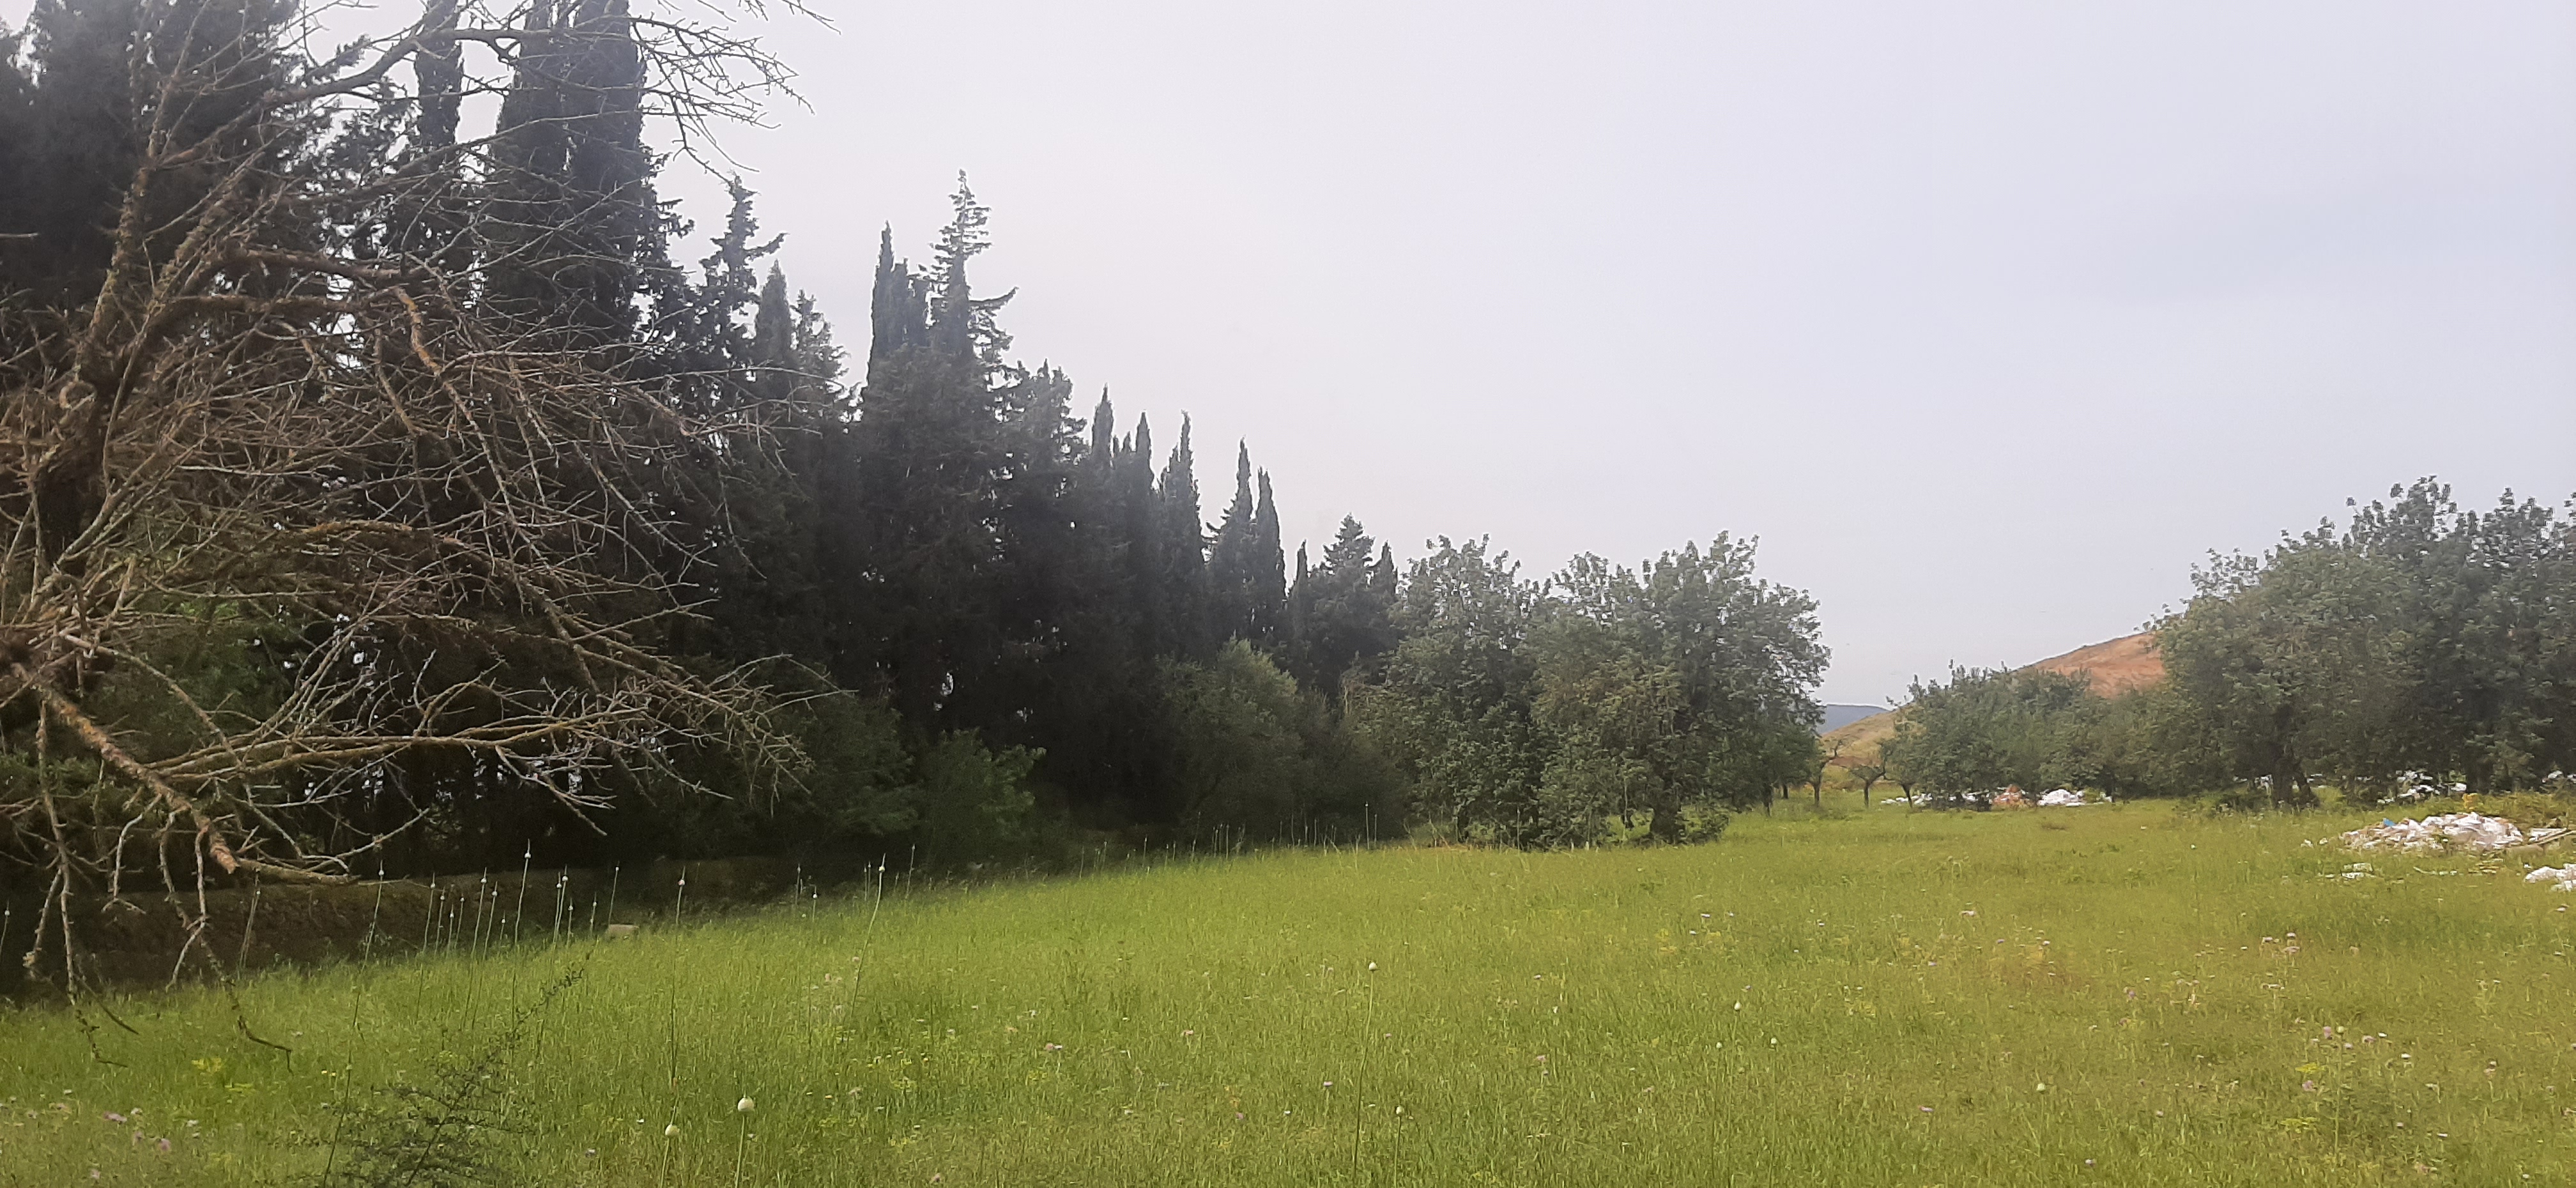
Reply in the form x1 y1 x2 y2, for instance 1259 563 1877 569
1822 631 2164 761
1818 704 1888 733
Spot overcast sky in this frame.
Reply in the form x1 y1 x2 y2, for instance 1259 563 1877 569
22 0 2575 704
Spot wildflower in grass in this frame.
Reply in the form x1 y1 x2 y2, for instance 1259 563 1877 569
104 1112 125 1123
157 1138 170 1153
737 1097 755 1113
666 1123 681 1137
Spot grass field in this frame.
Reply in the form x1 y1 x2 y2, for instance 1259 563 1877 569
8 800 2576 1185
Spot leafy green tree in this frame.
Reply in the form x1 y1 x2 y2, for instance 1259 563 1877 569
1884 666 2102 804
1350 538 1552 841
1532 540 1826 839
1845 756 1889 802
2155 539 2405 805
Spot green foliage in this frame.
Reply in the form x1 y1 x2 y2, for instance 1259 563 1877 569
1352 538 1549 841
1357 536 1824 846
773 694 917 840
908 731 1042 865
1886 666 2103 802
1163 641 1399 841
2154 480 2576 804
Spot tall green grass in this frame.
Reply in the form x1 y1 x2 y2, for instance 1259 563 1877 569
6 801 2575 1185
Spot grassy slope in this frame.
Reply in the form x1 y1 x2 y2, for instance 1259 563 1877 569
6 801 2575 1186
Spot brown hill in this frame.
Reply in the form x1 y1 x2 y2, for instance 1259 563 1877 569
1822 631 2164 764
2027 631 2163 697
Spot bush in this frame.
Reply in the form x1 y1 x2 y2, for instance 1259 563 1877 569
1680 805 1733 843
911 731 1043 864
1164 641 1402 842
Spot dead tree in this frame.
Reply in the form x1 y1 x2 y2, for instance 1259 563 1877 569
0 0 809 994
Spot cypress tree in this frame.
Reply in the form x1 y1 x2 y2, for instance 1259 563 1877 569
1290 517 1397 695
836 179 1013 719
1252 470 1287 645
1154 416 1213 657
1207 441 1260 643
485 0 661 339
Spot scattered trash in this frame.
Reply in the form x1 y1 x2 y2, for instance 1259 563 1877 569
2527 867 2576 892
604 923 640 939
2338 813 2527 855
1993 789 2030 809
2038 788 2092 807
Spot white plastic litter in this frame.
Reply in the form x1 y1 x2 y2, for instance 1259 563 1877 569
2038 788 2089 807
2526 865 2576 892
2338 812 2526 855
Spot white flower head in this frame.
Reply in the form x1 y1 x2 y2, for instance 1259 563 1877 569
737 1097 755 1113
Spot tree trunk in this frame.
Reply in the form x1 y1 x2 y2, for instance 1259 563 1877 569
1648 791 1682 843
2271 749 2303 809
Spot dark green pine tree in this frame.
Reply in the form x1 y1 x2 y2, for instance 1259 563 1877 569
1251 470 1287 646
484 0 662 340
982 360 1085 724
1117 412 1163 655
831 178 1013 722
1153 417 1213 658
1289 542 1312 655
413 0 464 151
1206 442 1261 643
0 0 142 298
692 258 840 667
0 0 298 304
1289 516 1398 696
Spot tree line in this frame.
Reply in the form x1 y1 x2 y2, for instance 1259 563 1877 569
0 0 1829 957
1883 481 2576 808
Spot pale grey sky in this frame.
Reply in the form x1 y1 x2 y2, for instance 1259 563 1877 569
19 1 2576 704
715 1 2576 705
